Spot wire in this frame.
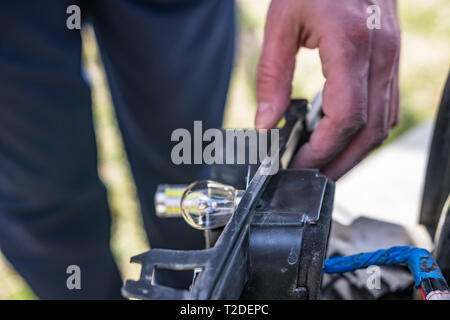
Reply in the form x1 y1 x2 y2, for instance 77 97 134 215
419 287 426 300
323 246 450 300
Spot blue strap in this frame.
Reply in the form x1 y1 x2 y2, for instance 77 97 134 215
323 246 445 286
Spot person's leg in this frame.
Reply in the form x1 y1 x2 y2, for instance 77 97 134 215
0 1 122 299
92 0 235 250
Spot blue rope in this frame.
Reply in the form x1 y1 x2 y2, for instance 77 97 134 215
323 246 445 286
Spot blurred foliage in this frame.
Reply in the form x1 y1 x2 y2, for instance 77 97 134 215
1 0 449 299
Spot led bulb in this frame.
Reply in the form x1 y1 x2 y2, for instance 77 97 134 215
155 184 188 217
180 180 244 230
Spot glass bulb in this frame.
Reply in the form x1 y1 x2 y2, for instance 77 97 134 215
180 180 243 230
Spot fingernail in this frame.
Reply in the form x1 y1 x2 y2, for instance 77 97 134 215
255 103 274 129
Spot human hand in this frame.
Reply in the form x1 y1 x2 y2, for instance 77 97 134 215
255 0 400 180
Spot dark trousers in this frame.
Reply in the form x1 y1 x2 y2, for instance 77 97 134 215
0 0 235 299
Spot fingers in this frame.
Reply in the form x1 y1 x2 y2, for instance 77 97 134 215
255 0 302 129
320 6 400 180
258 0 401 180
293 27 371 169
321 75 393 181
388 0 401 128
389 60 400 128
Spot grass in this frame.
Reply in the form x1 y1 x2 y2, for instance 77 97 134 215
0 0 449 299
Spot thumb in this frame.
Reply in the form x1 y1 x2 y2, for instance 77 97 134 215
255 0 301 129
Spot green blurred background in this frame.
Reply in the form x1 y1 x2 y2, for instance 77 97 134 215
0 0 449 299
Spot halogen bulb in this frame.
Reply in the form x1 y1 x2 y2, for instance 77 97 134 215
180 180 243 230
